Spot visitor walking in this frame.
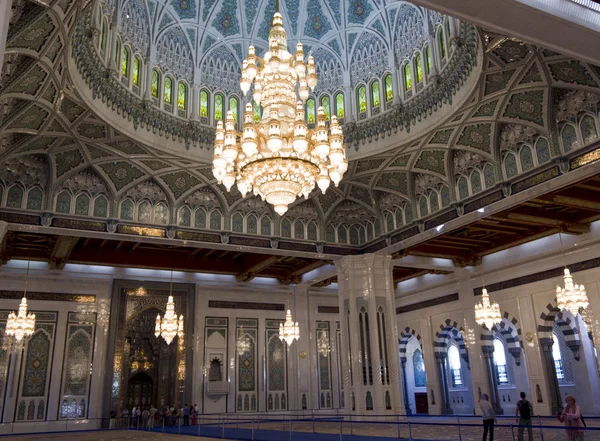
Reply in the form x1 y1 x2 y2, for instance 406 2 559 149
558 395 585 441
516 392 534 441
480 394 496 441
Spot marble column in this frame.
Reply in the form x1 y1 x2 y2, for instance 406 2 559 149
436 354 453 414
540 340 563 414
400 361 412 414
336 254 403 414
483 349 504 414
0 0 13 79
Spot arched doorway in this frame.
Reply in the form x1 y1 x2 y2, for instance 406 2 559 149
127 372 154 409
399 329 428 414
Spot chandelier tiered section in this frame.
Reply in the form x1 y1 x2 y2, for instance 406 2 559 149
6 261 36 345
155 294 184 345
212 10 347 216
556 268 589 316
475 288 502 330
279 309 300 346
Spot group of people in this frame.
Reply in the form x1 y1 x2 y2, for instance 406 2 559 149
110 403 201 428
480 392 585 441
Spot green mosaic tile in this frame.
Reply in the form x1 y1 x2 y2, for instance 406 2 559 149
159 171 202 200
502 90 545 126
519 63 543 84
107 140 147 155
349 185 373 206
492 40 530 64
7 13 55 52
8 105 49 130
354 158 385 174
99 162 145 191
484 69 515 95
473 100 498 118
548 61 598 87
414 150 446 175
430 128 454 145
55 149 84 177
457 124 492 153
77 122 107 139
390 154 411 167
375 172 408 194
87 145 112 159
142 160 171 171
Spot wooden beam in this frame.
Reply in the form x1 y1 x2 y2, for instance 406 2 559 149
552 194 600 212
289 260 327 277
236 255 284 282
49 235 79 270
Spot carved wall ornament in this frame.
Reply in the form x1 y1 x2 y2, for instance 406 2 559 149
414 173 445 195
499 123 538 151
184 188 220 209
453 150 488 176
125 180 167 203
62 169 108 196
555 90 600 122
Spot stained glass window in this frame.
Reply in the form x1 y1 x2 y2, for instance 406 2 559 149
100 20 107 52
178 82 186 110
164 77 172 104
229 96 239 122
132 57 140 86
552 333 565 382
321 96 330 121
493 339 509 385
7 186 23 209
151 70 159 98
200 90 209 117
357 86 367 113
425 47 432 74
306 98 316 124
438 30 446 59
121 46 129 77
335 93 344 118
445 19 451 40
413 349 426 387
214 94 223 121
415 53 423 83
195 208 206 228
581 115 598 143
115 40 121 66
253 100 262 122
384 74 393 102
404 64 412 91
371 80 380 108
448 345 462 387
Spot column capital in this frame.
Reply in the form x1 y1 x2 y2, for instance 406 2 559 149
335 253 393 272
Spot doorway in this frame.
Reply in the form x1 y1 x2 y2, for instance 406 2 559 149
415 393 428 414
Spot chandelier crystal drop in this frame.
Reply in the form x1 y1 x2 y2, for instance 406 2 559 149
212 9 347 216
155 276 184 345
317 331 330 357
279 309 300 346
6 261 36 344
474 288 502 330
556 268 589 316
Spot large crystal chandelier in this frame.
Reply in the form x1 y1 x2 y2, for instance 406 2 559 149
279 309 299 347
212 5 347 216
155 272 184 345
475 288 502 330
5 261 36 344
556 268 589 316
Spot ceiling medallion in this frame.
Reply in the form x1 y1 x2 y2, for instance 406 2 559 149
5 261 36 348
474 288 502 330
212 3 347 216
155 271 184 345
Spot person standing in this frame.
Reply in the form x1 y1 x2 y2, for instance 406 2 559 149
480 394 496 441
121 408 129 428
109 409 116 429
142 407 149 428
149 404 157 429
183 404 189 426
191 404 197 426
516 392 533 441
558 395 585 441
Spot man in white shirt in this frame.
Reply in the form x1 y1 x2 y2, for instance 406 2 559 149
479 394 496 441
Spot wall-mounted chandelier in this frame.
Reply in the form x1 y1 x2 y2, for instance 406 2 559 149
6 261 36 345
279 309 299 346
556 268 588 316
474 288 502 330
317 330 330 357
212 6 347 216
155 271 184 345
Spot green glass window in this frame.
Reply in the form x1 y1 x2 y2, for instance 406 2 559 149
321 96 330 121
335 93 344 119
229 96 239 122
100 20 107 52
357 86 367 113
214 94 223 121
384 74 393 101
306 98 316 124
438 30 446 59
151 69 159 98
200 90 209 117
164 77 172 104
425 47 432 74
253 100 262 122
445 19 451 39
404 64 412 91
371 80 380 108
415 53 423 83
132 57 140 86
178 82 186 110
115 40 121 66
121 47 129 77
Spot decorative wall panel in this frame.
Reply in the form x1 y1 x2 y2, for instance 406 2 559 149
15 312 57 421
236 318 257 412
0 315 9 420
58 313 96 419
266 320 287 410
203 317 228 408
316 321 333 409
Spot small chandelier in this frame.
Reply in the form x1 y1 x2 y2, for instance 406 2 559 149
212 4 347 216
556 268 588 316
279 309 299 347
317 331 330 357
237 328 251 355
155 271 184 345
475 288 502 330
6 261 36 345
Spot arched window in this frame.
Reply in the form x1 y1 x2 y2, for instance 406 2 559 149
138 201 151 222
580 115 598 144
357 85 367 114
164 77 173 105
151 69 160 99
448 345 462 387
178 207 191 226
200 90 209 118
121 46 130 78
253 100 262 122
232 212 243 232
504 152 518 179
493 339 509 385
561 124 578 152
75 194 90 215
335 92 345 119
195 208 207 228
247 214 257 234
415 53 423 83
132 57 141 87
26 188 43 210
338 225 347 243
115 39 121 67
552 333 565 382
307 222 317 240
371 80 380 110
425 46 432 74
229 96 239 123
120 199 134 220
260 216 271 235
100 19 107 53
321 96 330 121
155 202 168 224
209 209 221 230
178 82 187 110
306 97 316 124
281 218 291 237
93 195 108 217
457 175 469 199
445 19 451 40
470 170 482 194
294 220 304 239
214 93 224 122
536 138 551 164
326 224 335 242
438 30 446 60
55 191 71 213
413 349 426 387
384 74 393 102
429 190 439 212
403 64 412 92
483 164 495 188
520 146 534 171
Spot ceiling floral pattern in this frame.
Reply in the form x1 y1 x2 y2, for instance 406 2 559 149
1 0 600 255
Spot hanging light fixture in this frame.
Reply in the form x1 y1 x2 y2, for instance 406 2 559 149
237 328 251 355
211 1 347 216
556 233 589 316
5 261 36 344
155 271 184 345
475 287 502 330
279 309 299 347
317 330 330 357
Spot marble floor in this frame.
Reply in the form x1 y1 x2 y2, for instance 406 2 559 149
0 432 222 441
